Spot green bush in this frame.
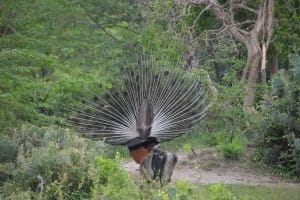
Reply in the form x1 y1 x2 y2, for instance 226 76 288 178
0 125 107 199
14 143 94 199
0 138 18 184
173 180 197 200
257 53 300 177
219 140 244 160
209 184 237 200
0 138 17 163
90 153 139 200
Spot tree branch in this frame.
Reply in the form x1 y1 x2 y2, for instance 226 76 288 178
233 3 259 14
189 4 212 29
182 0 250 43
80 4 122 42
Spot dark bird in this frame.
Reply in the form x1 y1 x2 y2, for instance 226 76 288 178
70 58 208 182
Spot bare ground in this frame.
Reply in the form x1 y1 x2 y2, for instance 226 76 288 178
123 149 299 188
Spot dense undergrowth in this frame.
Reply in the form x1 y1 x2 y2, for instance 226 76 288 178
255 55 300 177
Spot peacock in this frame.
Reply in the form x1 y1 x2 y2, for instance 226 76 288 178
70 58 208 182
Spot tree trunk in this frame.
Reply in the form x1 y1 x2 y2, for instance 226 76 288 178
241 39 262 113
261 43 267 84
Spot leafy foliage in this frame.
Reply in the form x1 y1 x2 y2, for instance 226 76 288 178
0 0 141 134
219 139 245 160
258 54 300 177
0 125 106 199
90 154 139 200
275 0 300 67
209 184 238 200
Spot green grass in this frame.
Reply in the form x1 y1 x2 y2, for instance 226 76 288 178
137 181 300 200
162 130 212 152
225 184 300 200
171 182 300 200
178 183 300 200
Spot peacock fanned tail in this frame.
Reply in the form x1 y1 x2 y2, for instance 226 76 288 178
70 60 208 145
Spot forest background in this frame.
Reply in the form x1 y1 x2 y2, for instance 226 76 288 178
0 0 300 199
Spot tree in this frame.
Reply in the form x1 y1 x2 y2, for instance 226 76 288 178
77 0 141 43
0 0 142 132
275 0 300 69
178 0 275 113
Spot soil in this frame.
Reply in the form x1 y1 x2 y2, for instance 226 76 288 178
123 148 299 188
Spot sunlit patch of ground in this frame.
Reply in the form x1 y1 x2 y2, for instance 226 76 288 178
123 149 299 188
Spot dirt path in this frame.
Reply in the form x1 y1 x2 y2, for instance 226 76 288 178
123 149 299 188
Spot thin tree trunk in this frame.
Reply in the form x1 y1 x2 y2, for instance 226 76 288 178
243 68 260 113
261 43 267 84
241 40 261 113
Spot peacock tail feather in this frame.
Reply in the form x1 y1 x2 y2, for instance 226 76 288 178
70 59 208 145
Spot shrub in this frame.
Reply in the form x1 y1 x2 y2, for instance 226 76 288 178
14 143 94 199
0 125 106 199
0 138 18 184
90 153 139 200
219 140 244 160
257 53 300 177
0 137 18 163
209 184 237 200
